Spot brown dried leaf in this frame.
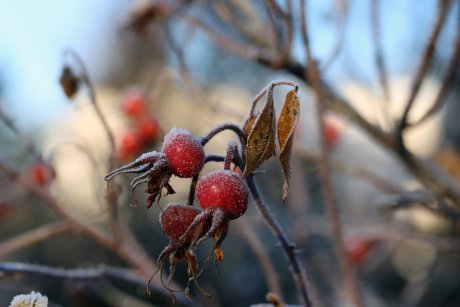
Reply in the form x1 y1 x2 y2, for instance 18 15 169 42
243 92 276 176
277 90 300 202
242 112 258 137
59 66 80 99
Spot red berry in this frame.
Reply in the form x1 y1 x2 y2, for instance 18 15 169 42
162 128 205 178
345 238 375 265
121 89 147 118
136 115 160 143
28 161 56 186
160 203 201 241
118 130 143 160
196 169 248 220
324 120 340 147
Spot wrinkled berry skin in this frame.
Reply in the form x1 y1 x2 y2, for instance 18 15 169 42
162 128 205 178
196 170 248 220
160 203 201 242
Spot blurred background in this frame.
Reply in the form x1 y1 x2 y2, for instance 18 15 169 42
0 0 459 306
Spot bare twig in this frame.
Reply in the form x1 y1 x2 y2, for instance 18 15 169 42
300 1 365 306
246 175 314 307
396 0 452 152
412 5 460 127
0 222 71 258
0 262 193 307
0 160 155 278
64 50 121 240
266 0 294 69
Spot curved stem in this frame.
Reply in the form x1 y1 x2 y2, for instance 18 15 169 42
64 50 120 240
201 122 247 147
246 175 313 307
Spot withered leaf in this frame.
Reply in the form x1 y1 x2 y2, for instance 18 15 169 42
59 66 80 99
243 92 276 176
242 112 258 137
277 90 300 203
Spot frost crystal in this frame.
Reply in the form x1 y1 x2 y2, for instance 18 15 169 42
9 291 48 307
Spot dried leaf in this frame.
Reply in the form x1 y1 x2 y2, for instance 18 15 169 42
242 112 258 137
59 66 80 99
244 92 276 176
277 90 300 202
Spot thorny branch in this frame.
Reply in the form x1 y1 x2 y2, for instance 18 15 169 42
300 1 365 306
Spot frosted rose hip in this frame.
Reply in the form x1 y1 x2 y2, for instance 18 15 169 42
196 169 248 220
162 128 205 178
160 203 201 241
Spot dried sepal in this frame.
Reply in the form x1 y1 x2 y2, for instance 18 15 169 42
277 90 300 202
59 65 80 99
244 89 276 176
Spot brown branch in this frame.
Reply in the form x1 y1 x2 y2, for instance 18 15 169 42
246 175 314 307
266 0 294 69
300 1 365 306
0 161 156 278
64 50 120 240
412 4 460 127
0 262 192 307
396 0 452 152
0 222 71 258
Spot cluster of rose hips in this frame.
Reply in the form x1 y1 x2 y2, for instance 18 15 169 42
117 88 162 161
105 127 249 297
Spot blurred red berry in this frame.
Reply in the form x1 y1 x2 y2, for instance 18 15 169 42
121 89 147 118
28 161 56 186
136 115 160 143
118 130 143 160
345 237 376 265
324 120 340 147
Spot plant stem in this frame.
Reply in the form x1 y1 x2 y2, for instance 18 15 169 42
246 175 314 307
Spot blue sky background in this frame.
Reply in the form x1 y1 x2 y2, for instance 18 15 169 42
0 0 456 128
